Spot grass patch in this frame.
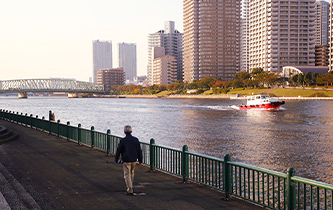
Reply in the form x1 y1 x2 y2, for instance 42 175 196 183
155 91 174 96
268 88 333 97
203 89 213 95
227 88 268 96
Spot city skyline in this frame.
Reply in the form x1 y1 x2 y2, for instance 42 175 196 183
0 0 182 82
0 0 331 82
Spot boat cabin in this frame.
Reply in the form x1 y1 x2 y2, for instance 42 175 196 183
247 95 272 106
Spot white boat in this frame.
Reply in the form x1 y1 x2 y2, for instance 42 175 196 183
239 95 285 110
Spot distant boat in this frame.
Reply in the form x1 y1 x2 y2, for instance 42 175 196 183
239 95 285 110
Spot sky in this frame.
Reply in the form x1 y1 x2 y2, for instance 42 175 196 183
0 0 183 82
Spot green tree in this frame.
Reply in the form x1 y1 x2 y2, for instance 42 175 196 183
234 71 251 80
291 74 299 85
298 74 304 86
198 77 216 89
232 79 244 88
304 72 312 86
312 73 319 86
188 80 199 89
317 73 333 86
250 68 264 78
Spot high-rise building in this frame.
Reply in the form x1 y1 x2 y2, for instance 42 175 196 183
93 40 113 84
330 0 333 71
328 0 333 71
241 0 250 72
118 43 137 82
315 45 329 66
147 21 183 85
183 0 241 82
315 1 330 46
250 0 316 72
152 55 177 86
97 68 125 92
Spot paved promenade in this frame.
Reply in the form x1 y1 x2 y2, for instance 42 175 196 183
0 119 264 210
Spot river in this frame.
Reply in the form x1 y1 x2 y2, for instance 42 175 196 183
1 96 333 184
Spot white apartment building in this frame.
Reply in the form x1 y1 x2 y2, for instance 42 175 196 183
250 0 316 73
183 0 241 82
118 42 137 82
93 40 112 84
147 21 183 85
152 55 177 86
315 1 330 46
241 0 250 72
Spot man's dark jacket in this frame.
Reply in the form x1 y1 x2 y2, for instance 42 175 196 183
115 134 143 163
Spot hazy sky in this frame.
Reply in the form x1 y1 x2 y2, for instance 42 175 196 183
0 0 183 81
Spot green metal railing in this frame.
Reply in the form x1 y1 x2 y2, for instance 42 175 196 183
1 109 333 210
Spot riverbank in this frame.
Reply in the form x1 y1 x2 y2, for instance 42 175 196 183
93 94 333 100
96 87 333 100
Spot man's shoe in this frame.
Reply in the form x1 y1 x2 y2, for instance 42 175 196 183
126 192 134 196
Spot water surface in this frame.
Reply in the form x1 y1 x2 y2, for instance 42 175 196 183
1 96 332 184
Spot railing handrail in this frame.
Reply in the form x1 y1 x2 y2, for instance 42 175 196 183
2 109 333 210
229 161 287 179
293 176 333 191
187 150 224 162
152 143 182 152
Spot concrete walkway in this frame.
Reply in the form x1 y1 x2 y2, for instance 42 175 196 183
0 119 264 210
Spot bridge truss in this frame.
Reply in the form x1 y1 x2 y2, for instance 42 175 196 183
0 79 105 93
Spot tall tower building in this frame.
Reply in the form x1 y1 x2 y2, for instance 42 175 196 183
118 43 137 82
93 40 112 84
250 0 316 72
315 1 330 46
183 0 241 82
241 0 250 72
147 21 183 85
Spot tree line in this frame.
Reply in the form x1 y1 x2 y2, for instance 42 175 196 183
110 68 333 95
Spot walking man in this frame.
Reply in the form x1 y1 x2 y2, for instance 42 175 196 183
115 125 143 196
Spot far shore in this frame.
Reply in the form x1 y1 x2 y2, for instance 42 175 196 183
93 94 333 100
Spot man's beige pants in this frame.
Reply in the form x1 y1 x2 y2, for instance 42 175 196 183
123 162 136 193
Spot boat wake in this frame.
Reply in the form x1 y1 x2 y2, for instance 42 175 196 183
204 105 232 110
230 105 240 110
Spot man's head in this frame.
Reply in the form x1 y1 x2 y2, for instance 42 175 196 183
124 125 132 134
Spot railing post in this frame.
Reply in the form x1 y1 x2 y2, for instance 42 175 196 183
48 112 52 134
150 138 155 172
78 124 81 145
67 121 70 141
223 154 232 198
42 116 45 132
49 110 52 121
57 120 60 137
287 167 296 210
35 115 38 129
15 112 19 123
25 113 28 126
106 129 111 155
91 126 95 149
182 145 189 183
30 114 33 127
